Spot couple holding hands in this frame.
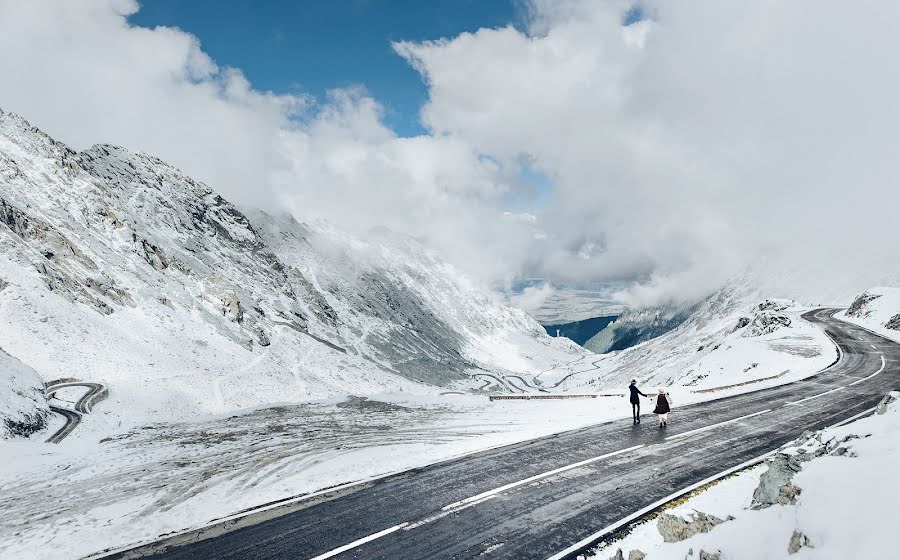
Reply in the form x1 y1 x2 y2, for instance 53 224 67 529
628 379 672 427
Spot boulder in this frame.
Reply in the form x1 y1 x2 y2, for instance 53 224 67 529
742 312 791 337
657 509 728 542
788 530 814 554
608 549 624 560
752 431 831 508
885 314 900 331
847 292 881 318
699 551 722 560
628 551 646 560
876 391 900 415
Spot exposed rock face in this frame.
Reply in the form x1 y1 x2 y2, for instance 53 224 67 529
787 530 814 554
627 550 646 560
698 551 722 560
608 549 624 560
657 509 729 543
847 292 881 318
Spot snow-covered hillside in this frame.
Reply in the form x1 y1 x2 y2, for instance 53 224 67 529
537 282 835 394
0 346 47 438
838 287 900 342
0 108 583 429
584 301 698 354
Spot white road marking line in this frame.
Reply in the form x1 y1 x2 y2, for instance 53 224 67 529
831 406 878 427
785 386 845 406
871 344 878 350
664 409 772 442
442 444 645 511
404 495 497 530
848 355 886 387
307 523 409 560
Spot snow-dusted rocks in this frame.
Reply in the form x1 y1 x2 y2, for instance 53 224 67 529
735 300 792 338
846 291 882 318
752 429 863 509
656 509 730 543
0 347 48 438
607 548 646 560
876 391 899 415
787 530 814 554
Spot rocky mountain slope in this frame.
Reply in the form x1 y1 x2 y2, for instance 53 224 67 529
0 346 47 438
0 108 583 429
584 302 699 354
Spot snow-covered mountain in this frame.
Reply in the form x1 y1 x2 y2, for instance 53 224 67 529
0 108 583 430
584 301 699 354
538 280 834 392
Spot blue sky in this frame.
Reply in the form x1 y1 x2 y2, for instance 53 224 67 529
129 0 526 137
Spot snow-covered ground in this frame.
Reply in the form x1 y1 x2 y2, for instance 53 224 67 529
586 392 900 560
1 393 627 560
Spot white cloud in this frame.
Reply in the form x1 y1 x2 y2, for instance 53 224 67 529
3 0 899 308
396 0 900 304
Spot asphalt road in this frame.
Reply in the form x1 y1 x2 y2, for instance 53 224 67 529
106 310 898 560
44 381 107 443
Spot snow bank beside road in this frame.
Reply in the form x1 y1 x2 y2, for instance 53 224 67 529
588 393 900 560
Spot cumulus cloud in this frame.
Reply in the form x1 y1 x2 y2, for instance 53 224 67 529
397 0 900 303
2 0 899 308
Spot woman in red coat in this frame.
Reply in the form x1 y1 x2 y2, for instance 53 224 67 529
653 388 672 427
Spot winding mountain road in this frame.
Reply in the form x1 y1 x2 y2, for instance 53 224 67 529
104 310 898 560
44 380 107 443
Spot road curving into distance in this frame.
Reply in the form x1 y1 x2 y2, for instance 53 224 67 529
44 380 107 443
101 310 897 560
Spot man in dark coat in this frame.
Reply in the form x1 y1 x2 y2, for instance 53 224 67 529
628 379 649 424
